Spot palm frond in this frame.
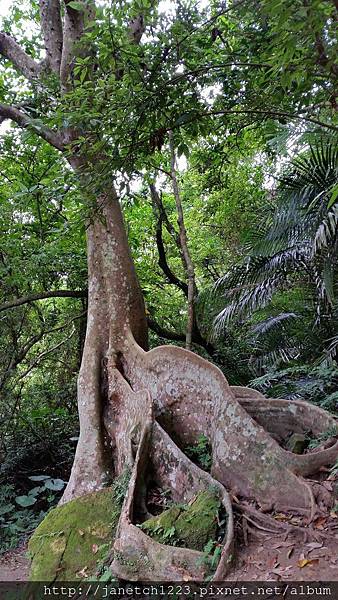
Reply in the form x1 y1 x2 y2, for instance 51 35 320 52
250 312 299 337
313 204 338 255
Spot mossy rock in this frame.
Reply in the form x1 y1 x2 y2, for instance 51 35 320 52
28 488 120 581
141 490 220 551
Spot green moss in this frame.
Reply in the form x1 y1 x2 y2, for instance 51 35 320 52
28 487 120 581
141 490 221 551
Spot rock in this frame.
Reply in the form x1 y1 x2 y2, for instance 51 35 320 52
140 490 220 551
28 488 119 581
286 433 308 454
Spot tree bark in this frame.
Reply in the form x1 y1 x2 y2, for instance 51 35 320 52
61 187 148 502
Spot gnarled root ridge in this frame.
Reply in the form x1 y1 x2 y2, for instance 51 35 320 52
119 336 337 516
67 334 337 581
111 422 234 581
232 388 338 478
98 336 338 581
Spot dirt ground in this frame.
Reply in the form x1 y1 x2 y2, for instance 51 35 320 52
1 530 337 583
227 534 338 581
0 545 29 582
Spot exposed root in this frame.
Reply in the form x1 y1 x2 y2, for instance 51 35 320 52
111 423 234 581
120 336 338 517
67 335 338 582
235 501 338 544
234 391 338 478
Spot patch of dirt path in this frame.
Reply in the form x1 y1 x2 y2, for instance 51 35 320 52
228 534 338 581
0 545 30 582
0 531 337 583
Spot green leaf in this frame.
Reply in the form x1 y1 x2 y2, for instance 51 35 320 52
44 478 65 491
328 184 338 209
67 1 83 10
99 569 113 582
174 113 193 126
29 475 51 482
28 487 42 497
15 495 37 508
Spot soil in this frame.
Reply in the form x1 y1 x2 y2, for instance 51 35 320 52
227 506 338 581
1 533 338 582
227 534 338 581
0 545 30 582
1 507 338 583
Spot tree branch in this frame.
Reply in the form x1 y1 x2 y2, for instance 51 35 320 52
147 317 186 343
148 317 215 356
171 109 338 133
0 289 87 313
149 183 188 296
39 0 63 75
149 182 214 355
60 0 95 92
169 130 196 350
0 31 42 82
0 103 65 150
18 334 74 380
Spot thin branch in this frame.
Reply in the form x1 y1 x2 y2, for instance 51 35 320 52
169 130 196 351
0 311 86 390
149 183 214 354
148 316 216 356
149 183 188 296
0 331 44 392
60 0 95 92
0 103 65 150
0 31 42 82
172 109 338 133
19 330 76 380
0 289 87 313
147 317 186 343
129 14 145 45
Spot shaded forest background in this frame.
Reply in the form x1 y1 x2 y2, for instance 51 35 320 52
0 0 337 553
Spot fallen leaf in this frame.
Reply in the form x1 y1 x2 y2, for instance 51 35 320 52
271 541 294 549
77 566 88 578
298 558 319 568
314 517 327 529
274 513 288 521
78 529 85 536
306 542 323 551
271 566 292 576
92 544 99 554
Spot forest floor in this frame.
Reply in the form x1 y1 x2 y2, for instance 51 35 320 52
227 533 338 580
0 544 29 581
0 533 338 582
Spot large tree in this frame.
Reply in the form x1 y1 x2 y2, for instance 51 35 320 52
1 0 337 581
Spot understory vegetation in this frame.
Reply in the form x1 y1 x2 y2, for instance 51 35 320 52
0 0 337 558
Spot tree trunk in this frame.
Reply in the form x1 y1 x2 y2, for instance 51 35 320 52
61 188 148 503
60 168 338 580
